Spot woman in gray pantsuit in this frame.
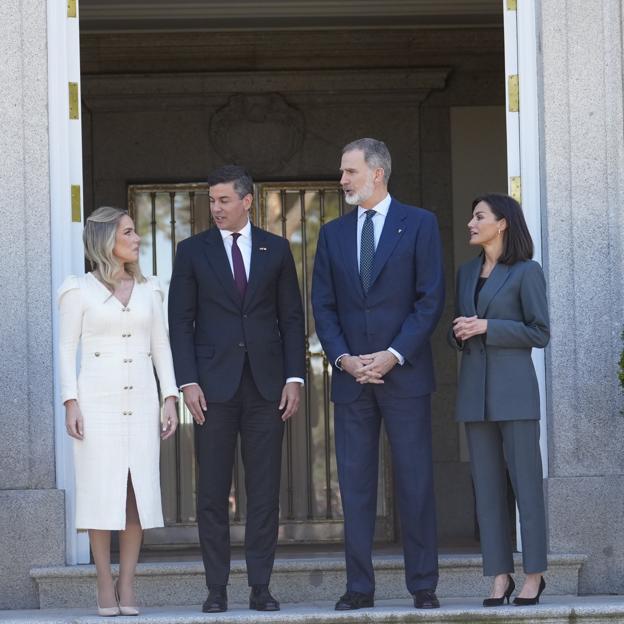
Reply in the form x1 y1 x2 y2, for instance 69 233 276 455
450 194 549 607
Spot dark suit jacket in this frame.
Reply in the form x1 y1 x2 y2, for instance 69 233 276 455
168 225 305 403
449 256 550 422
311 199 445 404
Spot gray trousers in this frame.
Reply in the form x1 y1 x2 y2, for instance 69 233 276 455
464 419 547 576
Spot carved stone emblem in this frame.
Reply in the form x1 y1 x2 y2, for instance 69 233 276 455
209 94 305 175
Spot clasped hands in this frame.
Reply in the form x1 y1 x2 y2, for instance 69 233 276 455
452 315 488 342
341 351 398 384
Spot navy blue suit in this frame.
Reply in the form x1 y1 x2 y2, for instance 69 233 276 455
169 225 305 587
311 198 444 594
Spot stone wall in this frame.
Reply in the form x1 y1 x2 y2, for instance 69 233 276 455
0 0 65 610
537 0 624 594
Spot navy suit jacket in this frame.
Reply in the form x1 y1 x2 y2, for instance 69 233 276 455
168 225 305 403
311 198 445 404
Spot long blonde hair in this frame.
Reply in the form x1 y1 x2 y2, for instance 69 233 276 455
83 206 146 290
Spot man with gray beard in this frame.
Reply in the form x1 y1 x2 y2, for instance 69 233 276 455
311 138 445 610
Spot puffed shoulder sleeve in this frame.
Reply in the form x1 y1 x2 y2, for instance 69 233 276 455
148 276 179 400
57 275 83 403
148 275 166 301
58 275 80 300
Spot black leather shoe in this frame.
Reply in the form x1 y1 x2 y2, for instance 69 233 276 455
249 585 280 611
334 591 374 610
413 589 440 609
202 586 227 613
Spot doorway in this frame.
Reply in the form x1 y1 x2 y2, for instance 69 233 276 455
65 0 535 559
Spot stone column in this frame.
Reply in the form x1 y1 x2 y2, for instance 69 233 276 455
537 0 624 594
0 0 65 609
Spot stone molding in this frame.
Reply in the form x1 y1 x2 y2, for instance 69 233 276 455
81 68 451 112
209 94 304 174
80 0 499 19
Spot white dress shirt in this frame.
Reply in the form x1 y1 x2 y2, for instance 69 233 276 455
335 194 404 369
181 219 303 388
356 193 392 265
219 219 252 279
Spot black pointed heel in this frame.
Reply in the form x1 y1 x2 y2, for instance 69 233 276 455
483 575 515 607
513 576 546 606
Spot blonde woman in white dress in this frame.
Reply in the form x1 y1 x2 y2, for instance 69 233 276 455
58 206 179 616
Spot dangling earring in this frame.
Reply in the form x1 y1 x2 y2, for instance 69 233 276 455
497 229 501 236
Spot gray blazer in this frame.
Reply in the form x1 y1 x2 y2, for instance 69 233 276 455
449 256 550 422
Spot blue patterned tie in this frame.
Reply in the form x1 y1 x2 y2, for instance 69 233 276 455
360 210 376 294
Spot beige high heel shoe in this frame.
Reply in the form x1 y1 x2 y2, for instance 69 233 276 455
96 586 121 617
115 580 140 616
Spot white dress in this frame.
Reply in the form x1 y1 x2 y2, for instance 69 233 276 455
58 273 178 530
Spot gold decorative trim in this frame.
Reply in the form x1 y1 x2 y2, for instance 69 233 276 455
510 176 521 204
71 185 81 222
68 82 79 119
508 74 519 113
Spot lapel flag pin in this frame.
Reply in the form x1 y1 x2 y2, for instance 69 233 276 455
259 247 268 251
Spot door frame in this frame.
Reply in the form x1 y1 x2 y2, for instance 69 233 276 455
48 0 90 564
503 0 547 549
49 0 546 564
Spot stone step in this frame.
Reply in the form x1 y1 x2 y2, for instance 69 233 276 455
31 553 586 609
2 597 624 624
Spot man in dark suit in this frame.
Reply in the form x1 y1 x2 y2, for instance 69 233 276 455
168 165 305 613
311 138 445 610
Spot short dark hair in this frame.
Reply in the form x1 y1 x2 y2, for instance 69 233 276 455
471 193 534 265
207 165 253 198
342 137 392 183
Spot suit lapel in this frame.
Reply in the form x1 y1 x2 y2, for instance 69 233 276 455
203 227 241 307
338 209 364 299
461 256 482 316
369 200 407 288
477 262 511 317
244 226 270 309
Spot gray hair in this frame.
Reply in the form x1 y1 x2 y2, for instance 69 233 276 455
83 206 145 290
342 138 392 183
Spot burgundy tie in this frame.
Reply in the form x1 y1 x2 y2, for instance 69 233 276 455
231 232 247 298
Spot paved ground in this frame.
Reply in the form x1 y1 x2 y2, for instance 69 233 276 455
2 596 624 624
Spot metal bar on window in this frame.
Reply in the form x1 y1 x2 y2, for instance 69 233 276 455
169 192 177 260
150 192 157 275
299 189 313 519
319 190 333 519
280 189 294 520
233 442 241 522
189 191 196 236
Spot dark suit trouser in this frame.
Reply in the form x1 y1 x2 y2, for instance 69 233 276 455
464 419 547 576
195 361 284 587
334 389 439 595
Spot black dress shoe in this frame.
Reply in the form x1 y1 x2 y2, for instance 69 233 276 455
334 591 374 610
249 585 280 611
413 589 440 609
513 576 546 606
202 586 227 613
